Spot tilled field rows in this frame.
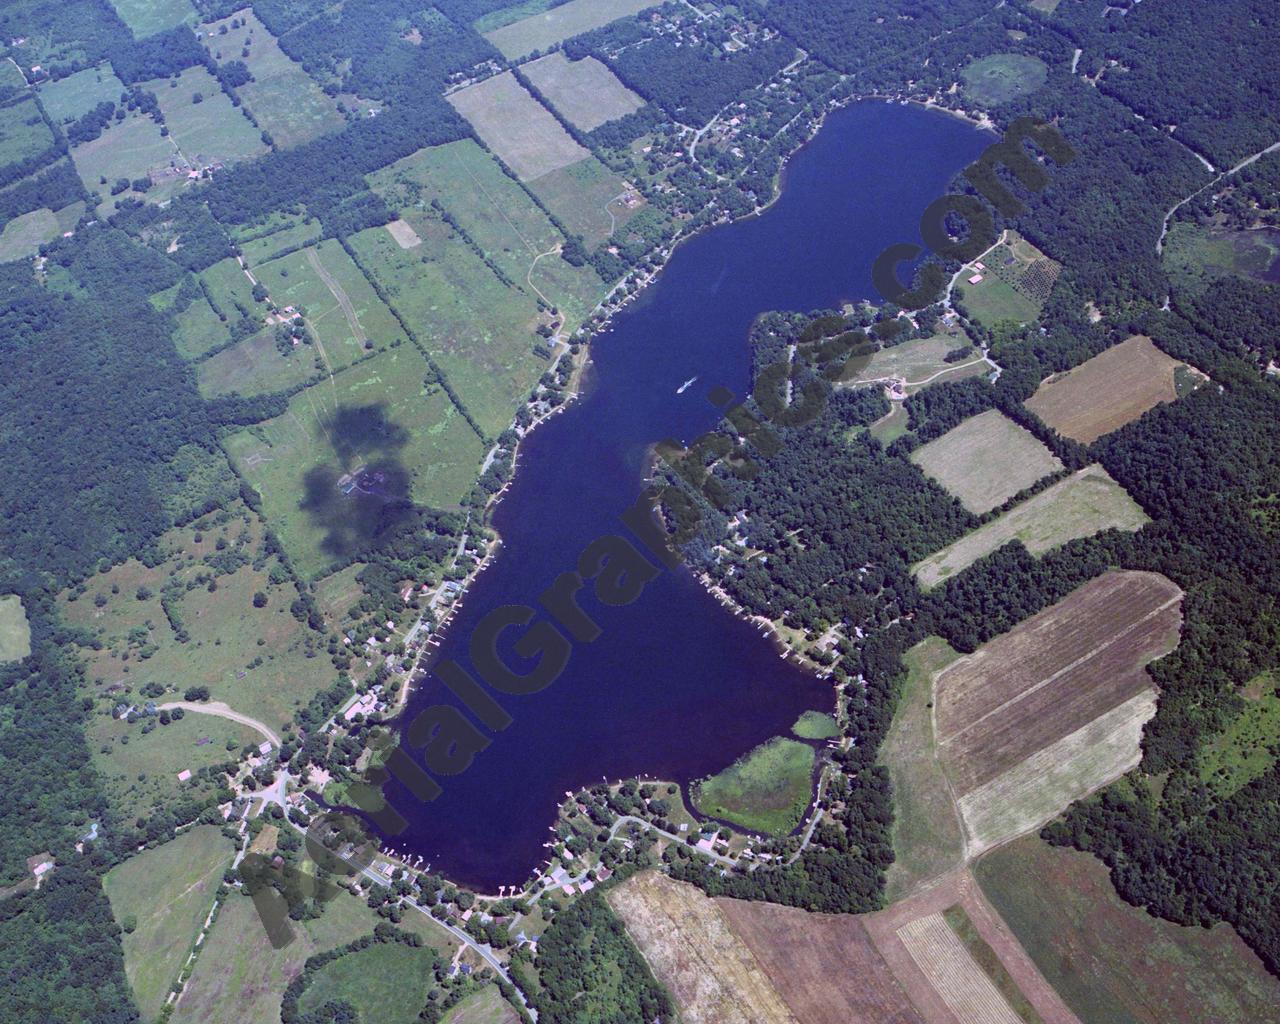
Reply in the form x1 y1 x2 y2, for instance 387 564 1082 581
898 913 1024 1024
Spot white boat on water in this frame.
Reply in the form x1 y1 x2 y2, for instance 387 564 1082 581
676 376 697 394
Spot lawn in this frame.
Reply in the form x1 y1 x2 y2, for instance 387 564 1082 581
104 826 234 1022
368 140 605 323
483 0 659 60
87 710 256 826
955 272 1040 326
880 637 966 900
791 710 839 740
0 205 59 259
109 0 195 37
60 505 334 733
251 239 409 369
202 9 345 149
196 325 322 397
448 71 588 183
171 888 379 1024
692 736 815 835
0 594 31 662
442 985 520 1024
528 155 634 249
298 941 438 1024
522 53 644 132
976 834 1280 1024
223 346 485 578
913 464 1148 589
38 64 126 123
909 409 1064 515
349 219 550 438
961 54 1048 106
145 65 266 167
0 96 55 169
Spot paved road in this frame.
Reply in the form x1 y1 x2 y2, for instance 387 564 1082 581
158 701 281 747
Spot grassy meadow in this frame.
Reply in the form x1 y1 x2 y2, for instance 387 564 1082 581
692 736 815 835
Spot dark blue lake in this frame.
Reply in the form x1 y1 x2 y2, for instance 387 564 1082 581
382 100 991 889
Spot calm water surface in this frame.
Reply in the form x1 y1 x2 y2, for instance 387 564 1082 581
380 101 991 889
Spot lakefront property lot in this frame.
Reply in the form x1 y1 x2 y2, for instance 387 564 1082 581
934 570 1182 856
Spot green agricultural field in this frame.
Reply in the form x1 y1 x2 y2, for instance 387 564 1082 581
202 9 344 149
313 563 366 630
298 941 438 1024
909 409 1064 515
174 294 234 359
38 64 126 123
368 140 605 324
473 0 561 33
349 219 549 438
961 54 1048 106
977 835 1280 1024
913 465 1148 589
880 638 966 900
791 710 839 740
145 66 266 167
0 594 31 662
955 272 1040 327
1198 672 1280 796
692 736 815 835
201 256 264 319
483 0 659 60
87 710 255 825
171 888 379 1024
60 506 333 732
252 239 409 368
197 326 322 397
442 985 520 1024
69 110 180 216
0 96 54 169
104 826 234 1022
223 345 485 577
109 0 195 38
0 205 59 260
238 214 323 267
1162 222 1279 291
528 155 634 249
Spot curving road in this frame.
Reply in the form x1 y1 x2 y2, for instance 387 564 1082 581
157 701 281 748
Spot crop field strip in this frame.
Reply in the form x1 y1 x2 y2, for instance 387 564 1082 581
913 464 1148 590
447 72 589 183
909 409 1064 515
934 571 1182 792
897 913 1024 1024
521 52 645 132
607 872 798 1024
1024 335 1201 444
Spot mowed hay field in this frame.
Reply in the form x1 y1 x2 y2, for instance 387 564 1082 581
528 154 635 248
934 571 1183 856
913 464 1148 589
606 872 799 1024
609 871 924 1024
978 835 1280 1024
483 0 659 60
104 826 234 1022
1025 336 1200 444
109 0 195 38
838 333 985 390
447 72 587 182
910 409 1063 515
522 53 644 132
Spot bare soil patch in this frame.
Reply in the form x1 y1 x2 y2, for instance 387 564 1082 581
1025 336 1200 444
385 218 422 248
